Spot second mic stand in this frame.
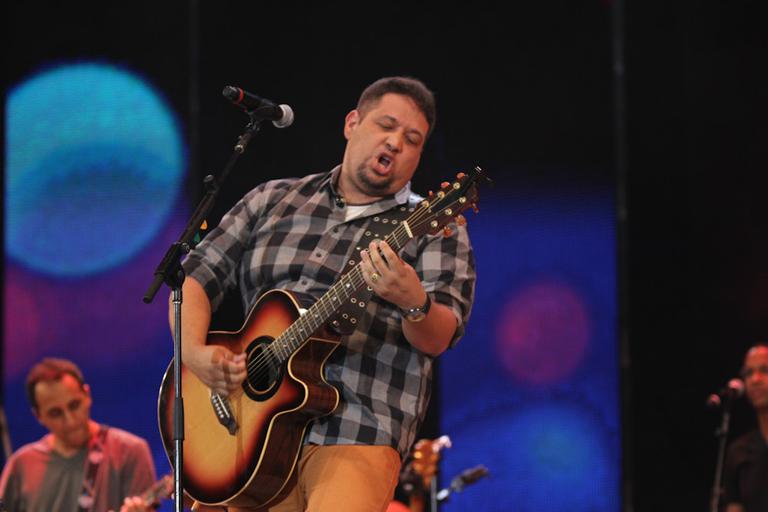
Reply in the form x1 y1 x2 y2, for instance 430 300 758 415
143 110 268 512
709 396 735 512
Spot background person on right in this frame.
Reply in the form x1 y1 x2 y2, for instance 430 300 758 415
722 343 768 512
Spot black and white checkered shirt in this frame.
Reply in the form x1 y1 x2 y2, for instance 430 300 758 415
183 166 476 458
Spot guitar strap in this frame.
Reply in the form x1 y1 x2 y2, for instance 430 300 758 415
76 424 109 512
329 204 416 335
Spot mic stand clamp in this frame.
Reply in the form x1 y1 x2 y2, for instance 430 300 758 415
142 113 267 512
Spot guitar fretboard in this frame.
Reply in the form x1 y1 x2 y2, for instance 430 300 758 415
269 216 414 362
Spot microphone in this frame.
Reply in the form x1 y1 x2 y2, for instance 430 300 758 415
707 378 745 407
435 465 490 503
222 86 294 128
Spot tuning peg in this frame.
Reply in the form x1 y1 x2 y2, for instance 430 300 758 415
443 226 453 237
428 190 434 197
456 214 467 226
441 181 450 189
472 203 479 214
456 172 466 179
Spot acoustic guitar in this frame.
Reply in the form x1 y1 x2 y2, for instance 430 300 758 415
157 167 488 508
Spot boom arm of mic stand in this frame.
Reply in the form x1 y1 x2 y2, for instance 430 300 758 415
141 115 265 512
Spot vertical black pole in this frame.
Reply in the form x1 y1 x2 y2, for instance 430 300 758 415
612 0 633 510
189 0 201 194
710 404 732 512
172 287 185 512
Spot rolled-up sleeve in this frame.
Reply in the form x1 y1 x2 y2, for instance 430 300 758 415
182 185 266 311
409 223 476 347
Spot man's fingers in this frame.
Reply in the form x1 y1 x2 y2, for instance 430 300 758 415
205 347 247 395
368 240 389 270
378 241 401 266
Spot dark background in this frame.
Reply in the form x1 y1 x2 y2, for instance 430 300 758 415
3 1 767 509
626 0 767 508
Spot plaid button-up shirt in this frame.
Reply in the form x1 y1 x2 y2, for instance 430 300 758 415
183 166 476 458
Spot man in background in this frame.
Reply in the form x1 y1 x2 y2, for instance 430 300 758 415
0 357 157 512
723 343 768 512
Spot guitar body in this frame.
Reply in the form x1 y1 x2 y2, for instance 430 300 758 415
157 289 340 508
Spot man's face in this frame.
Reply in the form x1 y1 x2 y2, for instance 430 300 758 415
33 373 92 451
340 93 429 202
743 346 768 411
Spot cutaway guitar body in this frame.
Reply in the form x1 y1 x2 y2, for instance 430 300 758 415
158 289 340 508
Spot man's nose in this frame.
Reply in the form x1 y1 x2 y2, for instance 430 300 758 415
748 370 767 386
62 410 77 425
385 134 403 153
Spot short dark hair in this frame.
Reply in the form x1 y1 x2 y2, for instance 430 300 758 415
26 358 86 411
356 76 436 138
746 341 768 356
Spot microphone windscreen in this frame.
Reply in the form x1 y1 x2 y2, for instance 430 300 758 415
727 378 745 397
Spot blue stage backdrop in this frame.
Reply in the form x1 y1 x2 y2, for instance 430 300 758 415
439 186 619 511
4 62 619 511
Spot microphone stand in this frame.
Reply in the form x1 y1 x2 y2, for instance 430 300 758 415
709 397 734 512
143 109 269 512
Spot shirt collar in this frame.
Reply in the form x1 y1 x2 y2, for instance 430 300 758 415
323 165 412 207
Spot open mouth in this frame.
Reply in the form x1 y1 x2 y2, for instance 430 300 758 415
372 153 393 175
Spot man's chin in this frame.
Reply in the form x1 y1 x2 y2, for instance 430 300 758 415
359 167 393 189
63 432 90 450
749 395 768 410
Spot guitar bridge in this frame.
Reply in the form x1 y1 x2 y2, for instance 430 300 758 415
210 392 238 435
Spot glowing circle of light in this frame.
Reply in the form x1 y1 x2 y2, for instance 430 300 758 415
441 404 617 511
6 62 185 276
496 280 591 385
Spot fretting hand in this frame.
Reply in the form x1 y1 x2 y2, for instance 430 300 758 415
360 240 427 310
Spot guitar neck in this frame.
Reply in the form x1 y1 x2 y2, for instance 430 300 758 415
264 166 484 363
141 474 172 505
270 218 415 362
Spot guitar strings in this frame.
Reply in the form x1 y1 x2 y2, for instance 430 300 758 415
243 200 454 383
242 195 462 384
242 225 413 382
242 199 457 383
242 227 404 383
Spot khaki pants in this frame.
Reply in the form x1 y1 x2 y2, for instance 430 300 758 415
228 444 402 512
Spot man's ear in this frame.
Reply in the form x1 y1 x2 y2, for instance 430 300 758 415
343 110 360 140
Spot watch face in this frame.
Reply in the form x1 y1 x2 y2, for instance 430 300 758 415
405 309 427 322
403 294 431 322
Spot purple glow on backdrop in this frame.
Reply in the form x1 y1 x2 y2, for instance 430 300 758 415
3 216 186 380
496 280 591 385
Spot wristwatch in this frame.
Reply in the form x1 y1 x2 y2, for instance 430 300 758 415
400 294 432 323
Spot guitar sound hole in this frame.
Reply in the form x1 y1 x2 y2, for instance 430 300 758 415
243 338 282 400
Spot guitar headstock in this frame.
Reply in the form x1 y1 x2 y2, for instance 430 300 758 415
411 435 452 488
408 166 490 238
